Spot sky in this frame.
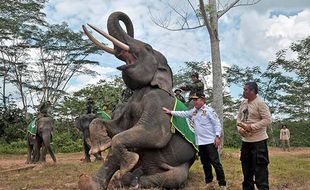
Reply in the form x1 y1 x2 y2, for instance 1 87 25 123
42 0 310 98
4 0 310 107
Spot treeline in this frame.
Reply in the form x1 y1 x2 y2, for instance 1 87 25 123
1 116 309 154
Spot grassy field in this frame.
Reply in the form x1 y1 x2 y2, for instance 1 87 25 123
0 147 309 190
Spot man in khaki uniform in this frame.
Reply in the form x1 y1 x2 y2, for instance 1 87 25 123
180 72 204 107
237 82 272 190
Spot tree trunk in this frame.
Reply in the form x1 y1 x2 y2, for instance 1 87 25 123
2 74 6 110
209 0 224 149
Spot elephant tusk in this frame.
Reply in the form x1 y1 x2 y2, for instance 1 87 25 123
82 25 116 54
87 24 130 51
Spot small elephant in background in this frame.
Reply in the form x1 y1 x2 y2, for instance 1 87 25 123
75 114 103 162
26 117 56 164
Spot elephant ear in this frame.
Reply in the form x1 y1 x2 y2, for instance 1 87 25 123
150 51 173 95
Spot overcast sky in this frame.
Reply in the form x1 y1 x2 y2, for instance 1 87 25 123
5 0 310 107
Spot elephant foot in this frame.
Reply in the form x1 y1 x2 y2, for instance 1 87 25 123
78 174 100 190
120 152 139 175
120 172 139 188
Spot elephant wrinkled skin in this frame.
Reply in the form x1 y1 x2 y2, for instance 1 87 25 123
79 12 196 189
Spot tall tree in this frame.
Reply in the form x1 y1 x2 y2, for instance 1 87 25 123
149 0 261 128
26 23 102 108
268 37 310 121
0 0 47 112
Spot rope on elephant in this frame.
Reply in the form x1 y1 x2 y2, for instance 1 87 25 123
97 111 111 121
27 118 37 135
171 98 198 151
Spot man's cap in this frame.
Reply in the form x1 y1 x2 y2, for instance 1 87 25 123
191 72 199 78
190 92 206 99
174 88 182 93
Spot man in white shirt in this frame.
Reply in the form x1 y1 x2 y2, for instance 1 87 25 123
163 93 226 189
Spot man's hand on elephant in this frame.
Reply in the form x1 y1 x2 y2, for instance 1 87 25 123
162 107 172 115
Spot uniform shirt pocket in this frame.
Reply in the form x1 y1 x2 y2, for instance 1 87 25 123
199 115 208 125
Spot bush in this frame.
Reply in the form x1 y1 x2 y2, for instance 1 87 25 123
52 132 83 153
0 139 27 154
223 119 242 148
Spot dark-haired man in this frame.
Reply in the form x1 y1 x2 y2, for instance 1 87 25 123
163 93 226 190
237 82 272 190
180 72 204 103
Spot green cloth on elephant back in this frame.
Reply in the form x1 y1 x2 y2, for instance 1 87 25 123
97 111 111 121
27 119 37 135
171 98 198 151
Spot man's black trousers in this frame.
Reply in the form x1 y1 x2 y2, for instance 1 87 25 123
198 144 226 186
240 139 269 190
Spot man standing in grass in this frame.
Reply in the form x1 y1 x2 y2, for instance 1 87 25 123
237 82 272 190
280 124 290 151
163 92 226 190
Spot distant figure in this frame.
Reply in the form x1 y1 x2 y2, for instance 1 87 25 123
180 72 204 107
174 88 185 103
86 97 96 114
280 124 290 151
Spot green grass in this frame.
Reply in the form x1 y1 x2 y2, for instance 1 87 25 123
0 148 309 190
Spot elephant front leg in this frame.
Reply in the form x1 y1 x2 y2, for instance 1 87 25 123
83 140 92 163
111 125 171 176
26 136 34 164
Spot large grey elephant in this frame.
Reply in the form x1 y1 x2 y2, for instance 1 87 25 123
75 114 103 162
26 117 56 164
78 12 196 189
